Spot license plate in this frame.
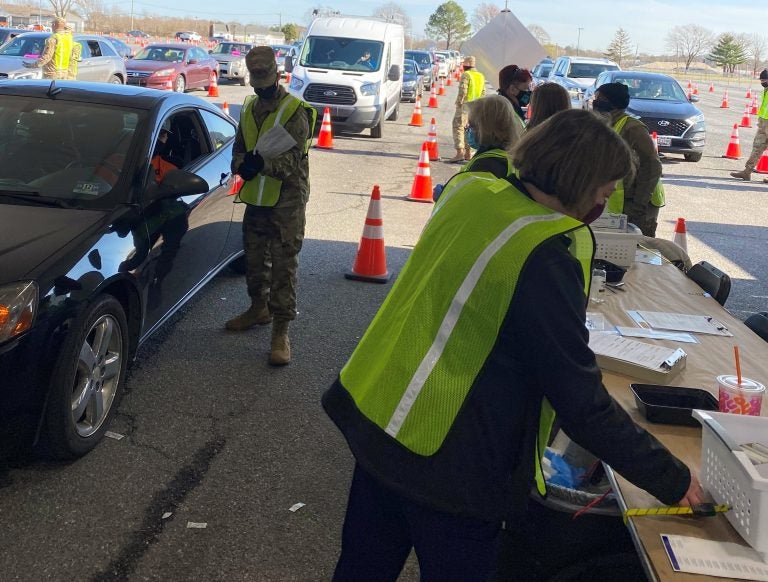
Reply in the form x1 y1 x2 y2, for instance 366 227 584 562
657 136 672 147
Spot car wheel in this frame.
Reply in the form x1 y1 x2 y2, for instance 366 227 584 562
240 70 250 87
108 74 122 84
174 75 186 93
42 295 129 459
371 113 383 138
387 101 400 121
684 152 703 162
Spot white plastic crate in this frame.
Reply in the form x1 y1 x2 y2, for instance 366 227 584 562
592 224 642 268
693 410 768 558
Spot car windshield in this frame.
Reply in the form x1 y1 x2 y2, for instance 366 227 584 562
404 62 416 75
300 37 384 72
614 76 688 101
133 47 185 62
0 36 47 57
569 63 619 78
272 45 292 58
0 96 143 206
535 64 553 77
406 52 431 67
212 43 250 56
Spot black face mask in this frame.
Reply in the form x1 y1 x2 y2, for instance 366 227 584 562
255 83 278 99
518 90 531 107
592 99 614 113
761 80 768 88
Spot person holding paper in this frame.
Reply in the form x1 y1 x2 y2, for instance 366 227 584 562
323 110 702 581
225 46 316 366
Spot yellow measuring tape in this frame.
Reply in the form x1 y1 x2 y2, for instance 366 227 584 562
624 503 730 521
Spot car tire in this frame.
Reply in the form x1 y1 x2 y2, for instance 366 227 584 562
42 295 129 459
174 75 186 93
387 101 399 121
684 152 703 162
240 70 250 87
371 114 383 138
108 74 122 84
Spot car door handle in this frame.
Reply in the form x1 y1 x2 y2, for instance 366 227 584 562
219 172 231 186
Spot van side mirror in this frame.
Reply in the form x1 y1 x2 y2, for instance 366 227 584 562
285 55 294 73
388 64 400 81
689 94 700 103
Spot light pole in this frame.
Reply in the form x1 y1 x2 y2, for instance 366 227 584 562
130 0 134 32
577 27 583 56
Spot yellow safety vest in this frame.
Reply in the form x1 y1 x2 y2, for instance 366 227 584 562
465 70 485 102
460 148 513 178
606 115 665 213
759 88 768 120
53 31 73 72
237 94 315 207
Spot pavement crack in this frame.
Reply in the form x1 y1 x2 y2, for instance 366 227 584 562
89 435 226 582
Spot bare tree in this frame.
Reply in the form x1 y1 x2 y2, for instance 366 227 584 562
748 33 768 76
665 24 715 71
48 0 76 17
471 3 499 31
74 0 104 25
372 2 411 29
527 24 550 46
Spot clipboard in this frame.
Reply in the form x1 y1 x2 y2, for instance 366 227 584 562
589 333 687 384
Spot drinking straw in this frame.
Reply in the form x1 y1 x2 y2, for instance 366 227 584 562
734 345 742 386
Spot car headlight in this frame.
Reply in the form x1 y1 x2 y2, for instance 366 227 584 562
403 80 416 88
686 113 705 126
153 68 175 77
289 76 304 91
12 69 42 80
0 281 37 343
360 81 380 96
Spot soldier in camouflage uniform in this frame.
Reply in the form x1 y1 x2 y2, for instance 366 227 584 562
447 56 485 163
225 46 314 366
27 17 77 80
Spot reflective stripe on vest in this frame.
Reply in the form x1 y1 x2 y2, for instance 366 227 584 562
465 70 485 102
460 148 512 178
237 93 314 207
339 174 593 495
760 88 768 120
607 115 664 212
53 32 73 71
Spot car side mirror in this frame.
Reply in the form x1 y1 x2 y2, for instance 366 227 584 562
285 55 294 73
152 169 209 198
208 49 212 54
187 58 198 64
388 64 400 81
689 94 700 102
554 71 563 77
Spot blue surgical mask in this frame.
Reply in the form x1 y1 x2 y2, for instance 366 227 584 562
518 90 531 107
465 126 478 150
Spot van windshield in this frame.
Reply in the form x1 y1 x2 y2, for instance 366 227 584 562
300 37 384 72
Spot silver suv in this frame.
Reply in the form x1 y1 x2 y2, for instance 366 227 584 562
210 42 254 86
0 32 126 83
547 56 619 107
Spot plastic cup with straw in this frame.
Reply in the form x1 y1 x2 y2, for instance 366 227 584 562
716 345 765 415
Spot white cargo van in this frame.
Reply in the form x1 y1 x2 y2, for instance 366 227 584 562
286 16 404 138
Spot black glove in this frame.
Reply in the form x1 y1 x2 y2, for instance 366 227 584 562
237 151 265 181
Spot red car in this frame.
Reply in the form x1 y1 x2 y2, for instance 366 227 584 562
125 43 218 92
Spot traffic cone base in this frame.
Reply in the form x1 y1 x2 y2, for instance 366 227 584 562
346 185 390 283
723 123 741 159
740 104 752 128
428 83 439 108
408 142 434 203
751 97 758 115
720 91 729 108
756 149 768 173
316 107 334 149
708 83 715 93
438 78 446 96
673 217 688 253
222 101 230 116
207 72 219 97
409 96 423 127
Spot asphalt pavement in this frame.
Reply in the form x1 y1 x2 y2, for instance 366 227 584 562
0 76 766 582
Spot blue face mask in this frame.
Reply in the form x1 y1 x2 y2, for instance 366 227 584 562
465 126 478 150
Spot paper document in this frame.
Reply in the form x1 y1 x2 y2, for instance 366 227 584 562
616 327 698 343
635 311 734 336
254 125 297 160
589 333 686 371
661 534 768 580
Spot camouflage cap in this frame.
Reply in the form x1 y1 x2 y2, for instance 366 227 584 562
246 46 278 88
463 55 475 67
52 16 67 29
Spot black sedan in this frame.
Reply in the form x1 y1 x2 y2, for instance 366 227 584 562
584 71 706 162
0 81 244 458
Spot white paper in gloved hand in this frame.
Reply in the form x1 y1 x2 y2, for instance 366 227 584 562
253 125 297 160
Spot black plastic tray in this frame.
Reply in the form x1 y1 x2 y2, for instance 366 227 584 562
631 384 718 426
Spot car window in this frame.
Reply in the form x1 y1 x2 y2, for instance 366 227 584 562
155 110 212 176
614 76 688 101
134 47 185 62
199 110 236 150
405 52 431 67
0 35 46 57
195 47 208 60
569 63 618 78
98 40 117 57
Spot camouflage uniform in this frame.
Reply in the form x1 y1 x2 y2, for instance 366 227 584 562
451 62 485 157
67 40 82 80
35 26 76 80
231 83 310 322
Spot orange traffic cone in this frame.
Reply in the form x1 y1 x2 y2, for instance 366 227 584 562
428 83 438 108
693 85 699 95
723 124 741 159
426 117 440 161
673 218 688 253
316 107 334 149
756 149 768 173
409 95 423 127
345 185 390 283
446 75 452 87
651 131 659 154
438 77 446 96
751 97 758 115
222 101 230 116
407 142 433 203
720 90 729 108
687 80 692 89
746 87 752 99
285 71 291 84
207 72 219 97
740 103 752 128
709 82 715 93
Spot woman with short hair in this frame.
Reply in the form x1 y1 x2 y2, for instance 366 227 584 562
459 95 523 178
527 82 571 130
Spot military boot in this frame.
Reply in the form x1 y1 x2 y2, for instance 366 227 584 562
269 320 291 366
225 302 272 331
464 147 472 160
446 149 465 163
730 169 752 181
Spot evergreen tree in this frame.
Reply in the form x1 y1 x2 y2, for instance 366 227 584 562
605 28 633 66
709 33 749 74
425 1 471 49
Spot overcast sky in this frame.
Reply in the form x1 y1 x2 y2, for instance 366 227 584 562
131 0 762 54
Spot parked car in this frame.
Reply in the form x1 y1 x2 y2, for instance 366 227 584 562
210 41 254 86
434 50 454 74
405 49 434 90
0 27 27 45
0 32 126 83
125 44 218 92
584 70 706 162
547 55 620 107
400 59 423 102
175 31 202 42
106 36 133 59
434 53 448 78
127 30 150 38
0 80 244 459
271 44 297 77
531 57 554 86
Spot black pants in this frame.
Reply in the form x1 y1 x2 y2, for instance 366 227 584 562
333 464 502 582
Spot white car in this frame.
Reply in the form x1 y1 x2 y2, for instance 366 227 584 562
434 54 448 78
175 31 201 42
